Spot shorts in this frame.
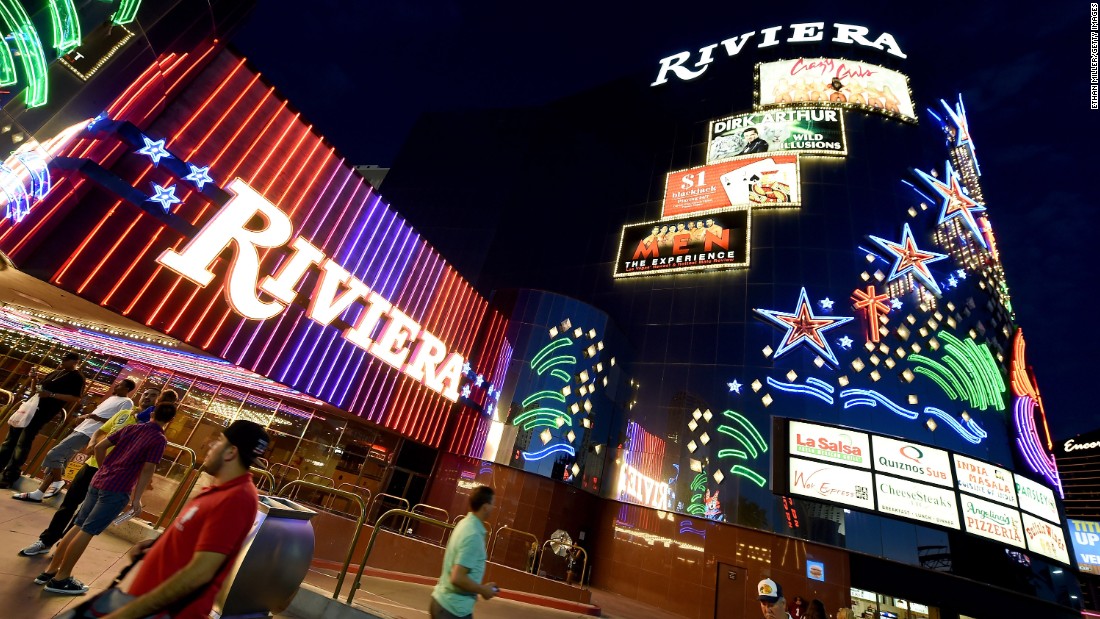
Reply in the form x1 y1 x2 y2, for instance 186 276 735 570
73 486 130 536
43 432 91 470
429 597 473 619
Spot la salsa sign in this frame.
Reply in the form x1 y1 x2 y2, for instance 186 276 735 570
158 178 465 401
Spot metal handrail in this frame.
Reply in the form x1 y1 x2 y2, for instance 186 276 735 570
269 463 300 486
490 525 540 571
345 509 454 605
302 473 334 487
250 466 276 492
368 492 409 526
0 389 12 408
410 503 451 544
327 483 371 513
152 442 199 529
452 513 466 524
535 540 588 589
278 480 367 600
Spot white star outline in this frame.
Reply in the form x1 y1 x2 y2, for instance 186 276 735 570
136 136 172 166
184 164 214 190
148 183 181 212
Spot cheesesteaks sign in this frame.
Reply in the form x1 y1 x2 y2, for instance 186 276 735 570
774 419 1070 563
158 178 466 402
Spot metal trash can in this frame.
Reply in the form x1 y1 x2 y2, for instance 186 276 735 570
212 495 317 619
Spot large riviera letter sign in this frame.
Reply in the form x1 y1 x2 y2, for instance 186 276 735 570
158 178 465 401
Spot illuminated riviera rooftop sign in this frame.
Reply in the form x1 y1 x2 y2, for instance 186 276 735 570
652 22 906 86
158 178 465 401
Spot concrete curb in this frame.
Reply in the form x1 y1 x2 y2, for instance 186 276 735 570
286 582 394 619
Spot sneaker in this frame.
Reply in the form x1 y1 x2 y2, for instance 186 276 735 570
33 571 56 585
44 577 88 595
19 540 49 556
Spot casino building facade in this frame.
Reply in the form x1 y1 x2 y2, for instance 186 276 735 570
0 9 1081 619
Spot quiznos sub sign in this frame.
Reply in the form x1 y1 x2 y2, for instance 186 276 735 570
651 22 906 86
158 179 466 402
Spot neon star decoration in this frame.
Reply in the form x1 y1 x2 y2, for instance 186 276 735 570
838 336 853 349
727 380 742 394
890 298 903 310
851 286 890 343
868 223 948 296
914 163 988 249
754 288 853 366
819 298 834 310
147 183 181 212
136 136 171 165
183 164 213 190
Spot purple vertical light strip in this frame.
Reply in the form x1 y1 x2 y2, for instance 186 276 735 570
298 185 377 392
1014 396 1063 497
356 227 422 423
311 191 387 403
246 157 344 374
344 222 417 420
282 174 368 387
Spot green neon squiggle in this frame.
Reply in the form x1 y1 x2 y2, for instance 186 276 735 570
942 355 980 407
910 354 966 402
521 390 565 407
530 337 571 369
535 355 576 375
716 426 759 458
549 369 571 383
721 410 768 452
690 473 707 492
730 465 767 487
0 39 15 86
717 448 748 460
0 0 50 107
913 366 958 400
111 0 143 25
513 408 571 428
47 0 80 53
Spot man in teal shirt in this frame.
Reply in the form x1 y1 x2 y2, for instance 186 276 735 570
431 486 498 618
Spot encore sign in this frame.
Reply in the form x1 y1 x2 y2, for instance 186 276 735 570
158 178 464 401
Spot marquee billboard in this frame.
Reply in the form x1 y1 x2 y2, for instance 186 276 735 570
613 210 750 278
662 155 800 219
773 419 1069 562
757 58 916 122
708 108 847 162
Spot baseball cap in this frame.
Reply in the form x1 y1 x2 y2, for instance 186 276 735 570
758 578 783 603
62 352 82 361
223 420 270 467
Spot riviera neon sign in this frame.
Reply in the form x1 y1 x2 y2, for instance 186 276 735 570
158 178 465 401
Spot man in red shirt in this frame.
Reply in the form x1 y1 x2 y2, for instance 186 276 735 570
101 420 269 619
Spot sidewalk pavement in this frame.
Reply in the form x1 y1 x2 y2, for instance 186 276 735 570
1 487 687 619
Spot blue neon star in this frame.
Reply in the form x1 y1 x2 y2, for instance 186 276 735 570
868 223 949 296
914 163 987 250
890 298 903 310
956 269 967 279
462 361 472 375
147 183 181 212
460 385 472 398
475 374 485 387
727 380 742 394
838 336 854 350
754 287 854 366
184 164 214 190
947 276 958 288
486 385 495 398
819 298 835 310
136 136 171 166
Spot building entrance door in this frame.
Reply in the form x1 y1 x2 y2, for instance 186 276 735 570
715 562 747 618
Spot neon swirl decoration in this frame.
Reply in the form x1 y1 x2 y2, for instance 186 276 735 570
521 443 575 462
766 376 834 405
840 388 987 444
909 332 1005 411
714 410 768 487
0 0 50 107
1009 329 1063 496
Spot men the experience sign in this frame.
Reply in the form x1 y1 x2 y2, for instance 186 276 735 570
708 108 847 162
613 210 750 278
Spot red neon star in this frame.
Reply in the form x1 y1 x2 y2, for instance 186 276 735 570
851 286 890 343
869 223 948 296
775 302 836 351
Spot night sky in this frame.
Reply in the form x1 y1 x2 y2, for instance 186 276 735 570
233 1 1098 440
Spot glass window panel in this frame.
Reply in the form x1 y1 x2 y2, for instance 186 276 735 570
206 387 245 423
236 393 277 427
271 402 310 439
